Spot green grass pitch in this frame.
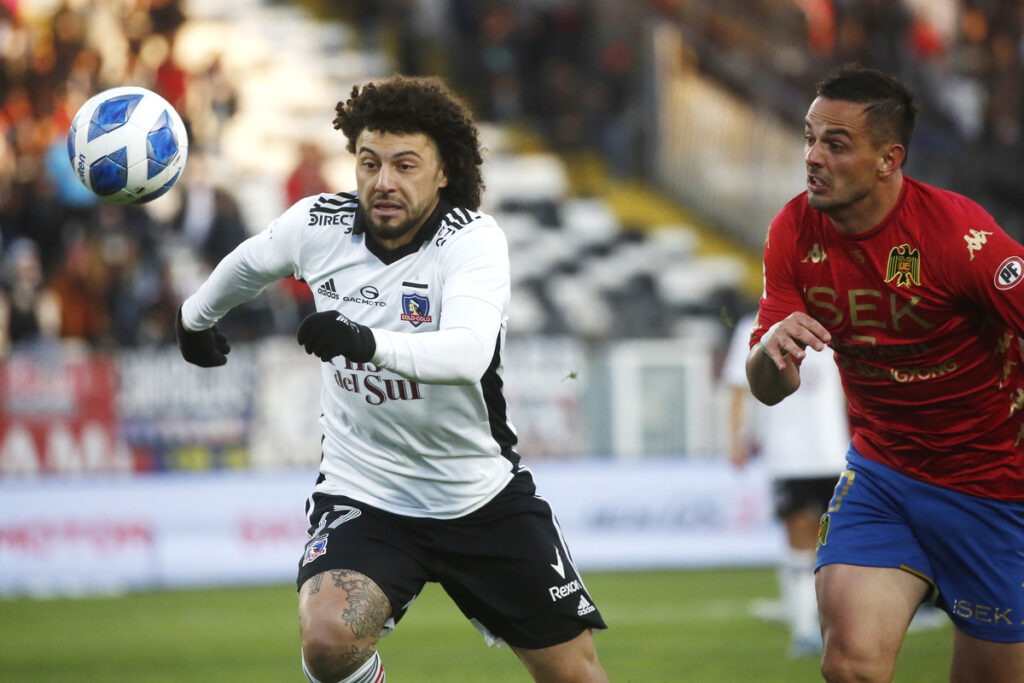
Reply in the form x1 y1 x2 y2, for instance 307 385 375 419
0 567 951 682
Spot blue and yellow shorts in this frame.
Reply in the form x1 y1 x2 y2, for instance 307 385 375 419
816 446 1024 643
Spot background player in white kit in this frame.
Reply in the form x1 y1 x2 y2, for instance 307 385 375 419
724 312 848 658
174 75 607 683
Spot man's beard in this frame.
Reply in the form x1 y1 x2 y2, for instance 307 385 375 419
367 214 418 242
362 198 426 243
364 193 443 245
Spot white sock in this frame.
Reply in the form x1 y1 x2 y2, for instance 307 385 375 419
781 549 819 641
302 650 385 683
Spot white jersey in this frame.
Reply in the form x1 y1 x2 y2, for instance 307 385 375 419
723 313 849 478
181 192 519 518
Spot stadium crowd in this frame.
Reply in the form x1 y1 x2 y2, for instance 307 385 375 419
0 0 250 353
348 0 1024 227
1 0 1023 354
659 0 1024 238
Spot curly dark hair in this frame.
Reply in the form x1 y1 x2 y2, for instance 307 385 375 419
333 75 485 210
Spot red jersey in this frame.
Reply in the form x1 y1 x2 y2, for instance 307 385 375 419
754 176 1024 501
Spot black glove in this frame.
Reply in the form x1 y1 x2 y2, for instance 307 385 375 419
175 307 230 367
297 311 376 363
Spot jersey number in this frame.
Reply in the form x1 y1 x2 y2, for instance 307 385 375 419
311 504 362 538
827 470 855 512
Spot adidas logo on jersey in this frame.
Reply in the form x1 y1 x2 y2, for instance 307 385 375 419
317 278 339 300
577 595 596 616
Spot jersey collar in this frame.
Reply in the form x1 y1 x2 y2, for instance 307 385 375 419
353 197 452 265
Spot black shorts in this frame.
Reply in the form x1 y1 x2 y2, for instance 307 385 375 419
296 469 607 650
772 474 841 518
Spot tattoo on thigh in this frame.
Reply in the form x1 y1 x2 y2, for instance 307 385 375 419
306 572 324 595
337 644 376 674
329 569 390 639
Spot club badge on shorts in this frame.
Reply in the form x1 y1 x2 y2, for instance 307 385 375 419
302 535 328 566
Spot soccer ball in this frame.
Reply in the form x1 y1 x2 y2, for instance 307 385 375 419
67 86 188 204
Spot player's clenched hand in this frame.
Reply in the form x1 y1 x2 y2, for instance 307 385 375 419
175 307 230 367
297 311 376 363
759 312 831 371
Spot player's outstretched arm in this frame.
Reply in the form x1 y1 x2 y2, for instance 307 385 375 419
175 307 231 367
746 312 831 405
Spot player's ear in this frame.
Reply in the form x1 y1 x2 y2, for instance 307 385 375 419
878 143 905 179
438 167 448 188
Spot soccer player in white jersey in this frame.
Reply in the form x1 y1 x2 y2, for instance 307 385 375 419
174 75 608 683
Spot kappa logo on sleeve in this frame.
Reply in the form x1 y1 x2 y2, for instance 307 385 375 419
964 229 993 260
801 243 828 264
994 256 1024 291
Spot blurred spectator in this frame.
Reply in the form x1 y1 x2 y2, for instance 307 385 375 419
285 141 330 206
147 0 186 41
982 30 1022 147
153 40 188 112
174 153 247 268
94 201 171 347
0 238 60 355
49 1 87 82
185 55 237 149
833 0 913 76
49 234 111 346
279 142 330 323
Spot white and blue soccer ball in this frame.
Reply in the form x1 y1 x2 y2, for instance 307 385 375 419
67 86 188 204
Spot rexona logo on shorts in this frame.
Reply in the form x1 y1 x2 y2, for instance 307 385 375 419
548 579 584 602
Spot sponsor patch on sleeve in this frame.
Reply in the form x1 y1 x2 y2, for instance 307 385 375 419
994 256 1024 290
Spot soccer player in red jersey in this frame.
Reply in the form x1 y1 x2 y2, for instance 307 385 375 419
746 64 1024 682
